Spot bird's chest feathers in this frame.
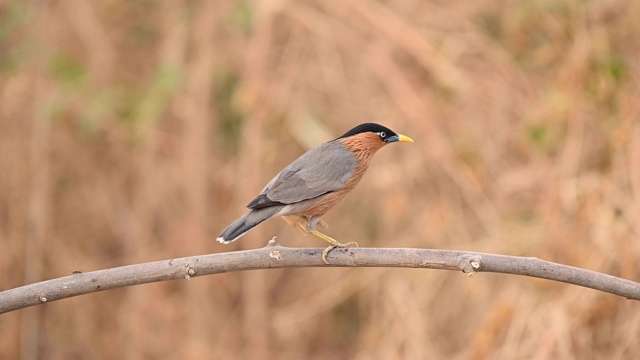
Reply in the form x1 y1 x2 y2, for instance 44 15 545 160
298 136 383 218
336 135 385 193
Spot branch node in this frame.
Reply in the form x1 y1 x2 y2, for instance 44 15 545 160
269 249 283 261
266 236 281 247
459 255 482 275
38 293 48 303
184 264 197 280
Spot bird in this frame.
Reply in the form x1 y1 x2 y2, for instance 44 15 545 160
217 123 413 263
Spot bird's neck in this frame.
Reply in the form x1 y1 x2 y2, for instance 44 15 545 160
340 133 386 163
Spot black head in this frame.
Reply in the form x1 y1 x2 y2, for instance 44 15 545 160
337 123 399 142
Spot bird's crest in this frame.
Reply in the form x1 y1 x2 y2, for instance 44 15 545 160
337 123 397 140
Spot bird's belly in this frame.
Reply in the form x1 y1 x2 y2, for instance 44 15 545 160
298 191 348 218
299 165 369 218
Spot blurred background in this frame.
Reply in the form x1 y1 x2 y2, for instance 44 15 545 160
1 0 639 358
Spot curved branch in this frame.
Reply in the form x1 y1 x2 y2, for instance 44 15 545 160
1 240 639 314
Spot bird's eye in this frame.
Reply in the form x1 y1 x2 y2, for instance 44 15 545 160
379 131 386 138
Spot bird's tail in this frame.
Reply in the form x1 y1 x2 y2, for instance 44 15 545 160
216 207 280 244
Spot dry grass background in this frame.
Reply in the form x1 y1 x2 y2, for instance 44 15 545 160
1 0 640 358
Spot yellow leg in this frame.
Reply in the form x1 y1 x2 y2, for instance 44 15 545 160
310 230 358 264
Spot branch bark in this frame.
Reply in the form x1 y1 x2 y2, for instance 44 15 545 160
2 240 639 314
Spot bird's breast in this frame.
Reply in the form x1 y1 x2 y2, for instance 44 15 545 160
299 150 373 217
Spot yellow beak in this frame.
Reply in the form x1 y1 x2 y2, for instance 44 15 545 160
397 134 414 143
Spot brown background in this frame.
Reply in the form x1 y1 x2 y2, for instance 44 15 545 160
1 0 639 359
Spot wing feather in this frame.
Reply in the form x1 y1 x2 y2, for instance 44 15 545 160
247 141 356 209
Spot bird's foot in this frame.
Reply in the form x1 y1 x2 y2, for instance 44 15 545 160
322 241 358 264
310 230 358 264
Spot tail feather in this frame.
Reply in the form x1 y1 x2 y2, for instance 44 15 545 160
216 207 280 244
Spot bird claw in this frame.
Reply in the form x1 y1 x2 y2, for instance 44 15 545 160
322 241 359 264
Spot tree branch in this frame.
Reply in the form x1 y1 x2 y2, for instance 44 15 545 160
2 240 639 314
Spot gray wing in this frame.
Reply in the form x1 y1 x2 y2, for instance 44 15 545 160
247 141 356 209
